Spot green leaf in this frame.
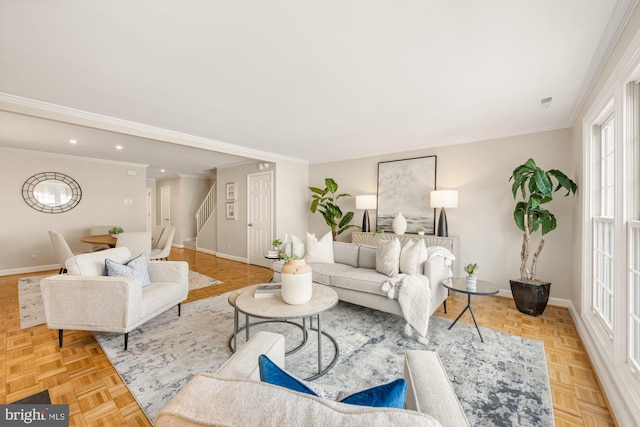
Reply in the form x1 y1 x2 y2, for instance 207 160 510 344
339 211 354 228
325 178 338 194
308 186 326 195
310 199 319 213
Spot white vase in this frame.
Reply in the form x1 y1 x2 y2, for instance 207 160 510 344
392 212 407 235
466 276 477 291
281 259 313 305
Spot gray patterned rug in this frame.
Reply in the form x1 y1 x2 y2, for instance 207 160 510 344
17 271 222 329
93 293 554 426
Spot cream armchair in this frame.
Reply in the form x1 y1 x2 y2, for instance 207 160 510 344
40 247 189 350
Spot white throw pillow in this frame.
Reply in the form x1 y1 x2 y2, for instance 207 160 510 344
376 238 400 277
305 232 334 263
291 234 306 259
400 239 428 275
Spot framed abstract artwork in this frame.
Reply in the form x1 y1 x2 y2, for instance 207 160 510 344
377 155 437 234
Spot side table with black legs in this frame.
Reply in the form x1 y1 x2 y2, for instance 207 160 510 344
441 277 499 343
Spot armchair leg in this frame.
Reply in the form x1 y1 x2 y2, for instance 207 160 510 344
58 329 63 347
178 303 181 317
124 333 128 351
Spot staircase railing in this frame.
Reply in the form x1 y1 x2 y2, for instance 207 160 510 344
196 181 216 236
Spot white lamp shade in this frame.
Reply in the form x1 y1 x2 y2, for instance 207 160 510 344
430 190 458 208
356 195 377 210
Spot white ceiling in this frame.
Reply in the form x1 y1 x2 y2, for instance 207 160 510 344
0 1 637 175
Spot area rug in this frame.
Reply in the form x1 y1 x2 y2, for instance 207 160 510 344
93 294 554 426
17 271 222 329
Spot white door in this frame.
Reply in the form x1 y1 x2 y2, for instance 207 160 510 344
160 185 171 226
145 188 153 231
247 171 273 267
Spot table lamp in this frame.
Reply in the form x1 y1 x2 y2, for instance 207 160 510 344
430 190 458 237
356 195 377 232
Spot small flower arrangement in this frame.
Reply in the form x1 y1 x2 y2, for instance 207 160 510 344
416 225 426 235
108 226 124 235
463 263 479 277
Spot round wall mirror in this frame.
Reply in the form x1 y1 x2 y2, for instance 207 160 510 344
22 172 82 213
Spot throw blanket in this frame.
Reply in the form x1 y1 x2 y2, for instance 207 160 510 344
382 275 430 344
381 247 456 344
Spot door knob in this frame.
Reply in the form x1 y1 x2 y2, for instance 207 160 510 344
248 223 253 227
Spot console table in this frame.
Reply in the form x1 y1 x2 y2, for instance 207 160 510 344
351 232 459 275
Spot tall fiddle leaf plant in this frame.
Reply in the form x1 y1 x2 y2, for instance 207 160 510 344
509 158 577 282
309 178 356 240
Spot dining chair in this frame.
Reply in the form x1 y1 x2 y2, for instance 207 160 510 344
115 232 152 260
89 225 115 251
151 225 165 249
48 230 76 274
151 226 176 261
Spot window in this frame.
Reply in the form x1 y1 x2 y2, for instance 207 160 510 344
592 114 615 332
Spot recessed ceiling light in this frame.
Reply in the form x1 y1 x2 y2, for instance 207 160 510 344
69 139 77 144
161 169 166 173
115 145 123 150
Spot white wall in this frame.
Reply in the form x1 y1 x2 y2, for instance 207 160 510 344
0 149 147 274
309 128 576 300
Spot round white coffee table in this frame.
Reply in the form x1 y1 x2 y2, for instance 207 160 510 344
234 283 340 380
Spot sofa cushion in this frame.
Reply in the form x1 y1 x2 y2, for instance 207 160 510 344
105 253 151 287
333 242 359 267
376 238 400 277
358 244 377 269
400 239 428 275
307 262 355 285
155 374 442 427
66 247 132 276
305 232 334 263
330 268 397 298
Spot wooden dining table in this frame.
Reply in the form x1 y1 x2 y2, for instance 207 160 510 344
80 234 118 248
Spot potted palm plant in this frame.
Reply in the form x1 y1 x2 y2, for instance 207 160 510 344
309 178 357 240
509 158 577 316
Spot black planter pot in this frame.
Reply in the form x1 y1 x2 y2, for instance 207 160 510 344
509 279 551 316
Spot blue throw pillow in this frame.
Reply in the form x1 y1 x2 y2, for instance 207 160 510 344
340 378 407 408
104 253 151 287
258 355 318 396
258 355 406 408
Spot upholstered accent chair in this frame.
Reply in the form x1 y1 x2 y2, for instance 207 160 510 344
40 247 188 350
151 226 176 261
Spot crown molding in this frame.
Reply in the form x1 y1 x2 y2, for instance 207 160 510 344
568 0 640 125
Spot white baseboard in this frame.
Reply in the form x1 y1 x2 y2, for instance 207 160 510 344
215 252 247 263
172 243 184 249
195 247 217 256
496 288 572 308
0 264 59 277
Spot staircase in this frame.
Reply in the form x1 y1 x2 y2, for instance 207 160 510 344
195 182 216 249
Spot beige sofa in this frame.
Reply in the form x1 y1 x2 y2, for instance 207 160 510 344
156 331 469 427
272 241 452 318
40 247 189 350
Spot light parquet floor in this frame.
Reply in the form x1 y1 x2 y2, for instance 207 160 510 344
1 248 616 426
